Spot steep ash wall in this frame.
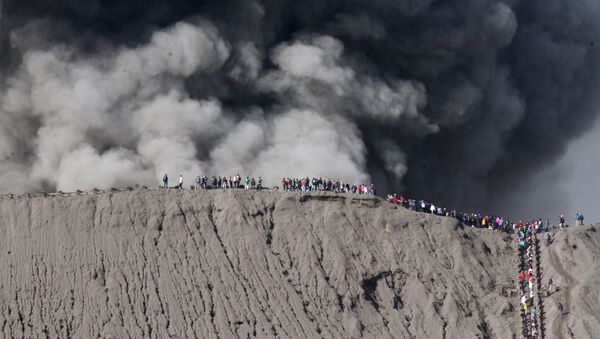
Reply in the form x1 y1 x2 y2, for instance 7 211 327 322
539 225 600 339
0 189 518 338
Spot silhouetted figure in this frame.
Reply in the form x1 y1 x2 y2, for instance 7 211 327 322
558 302 564 316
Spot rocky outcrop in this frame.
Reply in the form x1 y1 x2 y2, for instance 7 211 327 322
0 189 519 338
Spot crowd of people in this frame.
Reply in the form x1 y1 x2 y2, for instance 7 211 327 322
385 193 586 233
159 174 377 195
281 177 376 195
195 175 263 190
157 172 583 335
517 223 541 338
159 175 583 233
385 192 588 338
160 174 584 233
161 174 263 190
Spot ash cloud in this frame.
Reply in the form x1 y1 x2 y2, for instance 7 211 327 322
0 0 599 217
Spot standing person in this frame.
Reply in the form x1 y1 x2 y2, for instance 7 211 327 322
545 218 550 232
580 213 585 226
558 302 564 316
559 215 565 229
575 213 580 226
179 175 183 189
162 174 168 189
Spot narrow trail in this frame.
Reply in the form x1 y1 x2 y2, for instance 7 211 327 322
515 229 542 338
548 249 578 338
533 235 544 339
514 237 528 338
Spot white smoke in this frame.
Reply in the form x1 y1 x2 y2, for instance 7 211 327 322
0 22 405 192
0 21 232 191
247 109 368 182
229 42 262 82
209 117 268 176
259 36 435 126
208 108 369 183
56 145 154 191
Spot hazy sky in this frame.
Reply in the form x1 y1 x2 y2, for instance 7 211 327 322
502 112 600 224
560 116 600 224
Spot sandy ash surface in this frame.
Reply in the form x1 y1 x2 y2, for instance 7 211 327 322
0 189 532 338
539 225 600 339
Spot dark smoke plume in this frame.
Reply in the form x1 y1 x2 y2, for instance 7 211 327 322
0 0 599 217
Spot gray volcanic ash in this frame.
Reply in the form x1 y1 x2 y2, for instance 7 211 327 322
0 189 518 338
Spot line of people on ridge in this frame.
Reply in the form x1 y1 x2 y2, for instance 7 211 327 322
195 175 263 190
161 174 263 190
159 174 378 195
517 222 540 338
385 193 586 233
281 177 376 195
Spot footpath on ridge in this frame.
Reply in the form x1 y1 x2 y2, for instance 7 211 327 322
515 225 542 338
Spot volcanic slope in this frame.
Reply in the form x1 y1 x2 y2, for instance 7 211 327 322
540 224 600 339
0 189 519 338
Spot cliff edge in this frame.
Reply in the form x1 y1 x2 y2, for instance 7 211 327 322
0 189 521 338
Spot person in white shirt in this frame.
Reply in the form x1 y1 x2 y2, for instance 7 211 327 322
179 175 183 189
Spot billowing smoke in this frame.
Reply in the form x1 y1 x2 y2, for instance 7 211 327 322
0 0 599 217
